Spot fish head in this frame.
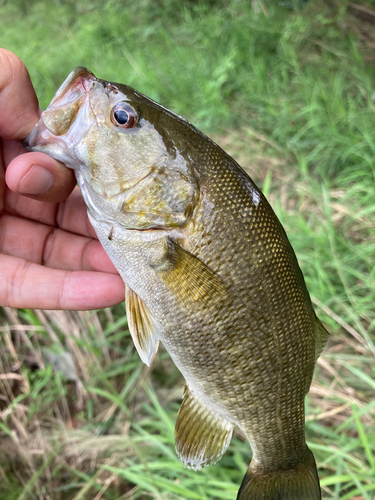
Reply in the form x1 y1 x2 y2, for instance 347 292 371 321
26 67 199 229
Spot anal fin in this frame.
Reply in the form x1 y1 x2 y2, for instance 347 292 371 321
175 385 234 470
125 286 161 366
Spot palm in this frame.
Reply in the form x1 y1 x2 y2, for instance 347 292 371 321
0 139 124 310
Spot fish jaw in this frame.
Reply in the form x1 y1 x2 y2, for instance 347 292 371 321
47 67 96 107
24 68 97 169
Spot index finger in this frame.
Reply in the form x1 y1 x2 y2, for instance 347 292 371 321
0 49 40 140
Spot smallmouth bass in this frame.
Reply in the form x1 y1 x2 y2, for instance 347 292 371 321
26 68 329 500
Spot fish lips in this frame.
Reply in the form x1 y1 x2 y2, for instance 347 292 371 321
23 67 97 167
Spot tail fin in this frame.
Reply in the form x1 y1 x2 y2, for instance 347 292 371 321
237 447 321 500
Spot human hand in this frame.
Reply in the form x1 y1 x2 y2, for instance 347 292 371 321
0 49 125 310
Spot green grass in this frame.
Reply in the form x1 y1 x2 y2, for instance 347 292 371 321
1 0 375 498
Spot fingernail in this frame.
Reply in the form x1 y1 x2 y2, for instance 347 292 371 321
18 165 54 195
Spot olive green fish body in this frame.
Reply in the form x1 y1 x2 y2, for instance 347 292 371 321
26 68 329 499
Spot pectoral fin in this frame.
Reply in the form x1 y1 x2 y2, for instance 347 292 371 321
125 286 161 366
153 239 226 306
175 385 234 470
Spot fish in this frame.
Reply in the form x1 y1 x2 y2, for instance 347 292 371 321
25 67 329 500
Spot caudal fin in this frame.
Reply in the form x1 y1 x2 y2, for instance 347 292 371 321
237 447 321 500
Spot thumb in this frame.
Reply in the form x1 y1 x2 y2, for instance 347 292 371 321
5 150 76 203
0 49 40 140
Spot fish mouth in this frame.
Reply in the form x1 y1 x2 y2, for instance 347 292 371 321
23 67 98 166
42 67 97 113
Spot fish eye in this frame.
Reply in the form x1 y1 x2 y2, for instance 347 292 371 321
110 102 138 129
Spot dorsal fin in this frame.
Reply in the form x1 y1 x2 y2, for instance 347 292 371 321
125 286 161 366
315 317 330 361
175 385 234 470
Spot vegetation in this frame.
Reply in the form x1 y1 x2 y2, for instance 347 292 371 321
0 0 374 498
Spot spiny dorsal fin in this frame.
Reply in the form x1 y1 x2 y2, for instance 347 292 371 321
175 384 234 470
125 286 161 366
315 317 330 361
153 239 226 306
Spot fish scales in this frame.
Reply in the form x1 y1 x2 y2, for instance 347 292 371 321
180 139 315 459
25 67 329 500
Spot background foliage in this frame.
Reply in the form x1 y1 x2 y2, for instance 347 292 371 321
0 0 374 498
